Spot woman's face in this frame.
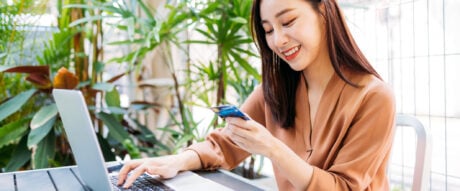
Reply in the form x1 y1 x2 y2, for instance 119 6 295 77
260 0 328 71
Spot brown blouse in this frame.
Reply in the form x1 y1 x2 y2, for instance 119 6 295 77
187 71 396 190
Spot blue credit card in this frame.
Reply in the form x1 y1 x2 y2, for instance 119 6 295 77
210 105 250 120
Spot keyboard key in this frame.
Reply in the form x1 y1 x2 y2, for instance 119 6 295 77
109 174 174 191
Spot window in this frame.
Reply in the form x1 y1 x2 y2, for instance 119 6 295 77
342 0 460 190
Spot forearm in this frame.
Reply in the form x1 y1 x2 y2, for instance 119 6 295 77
268 139 314 191
177 149 202 171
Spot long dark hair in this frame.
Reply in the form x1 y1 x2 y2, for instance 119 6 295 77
250 0 381 128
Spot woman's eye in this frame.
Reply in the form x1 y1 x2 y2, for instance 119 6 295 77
265 29 274 34
282 18 296 26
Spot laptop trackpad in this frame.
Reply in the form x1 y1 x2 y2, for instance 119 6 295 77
164 171 232 191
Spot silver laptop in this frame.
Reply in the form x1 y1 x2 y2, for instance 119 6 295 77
53 89 232 191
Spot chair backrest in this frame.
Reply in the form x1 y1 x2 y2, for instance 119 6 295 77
389 114 431 191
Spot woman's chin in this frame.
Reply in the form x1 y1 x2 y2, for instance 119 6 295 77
286 62 306 71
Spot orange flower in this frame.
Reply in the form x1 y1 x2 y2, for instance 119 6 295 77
53 67 79 89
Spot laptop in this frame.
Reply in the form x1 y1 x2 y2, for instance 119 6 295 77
53 89 232 191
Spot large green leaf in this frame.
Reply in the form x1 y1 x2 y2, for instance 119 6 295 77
105 88 124 122
33 131 55 169
5 136 31 172
0 89 36 122
30 104 58 130
27 104 58 147
96 112 131 144
105 88 120 107
27 116 57 147
0 144 15 169
0 118 30 148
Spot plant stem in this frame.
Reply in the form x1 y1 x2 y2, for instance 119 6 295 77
162 42 192 146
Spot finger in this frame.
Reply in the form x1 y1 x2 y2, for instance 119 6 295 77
225 117 250 129
123 166 146 188
228 129 250 148
232 137 249 151
228 125 250 139
117 161 139 185
144 166 165 178
222 126 233 137
144 165 159 175
232 132 249 144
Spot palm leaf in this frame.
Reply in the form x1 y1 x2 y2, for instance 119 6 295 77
0 89 36 122
5 136 31 172
0 118 30 148
33 131 55 169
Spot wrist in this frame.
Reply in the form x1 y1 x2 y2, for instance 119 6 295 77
177 149 202 171
267 138 283 161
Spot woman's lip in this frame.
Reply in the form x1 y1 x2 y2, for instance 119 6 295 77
282 46 300 61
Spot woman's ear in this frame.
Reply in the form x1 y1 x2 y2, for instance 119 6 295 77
318 2 327 24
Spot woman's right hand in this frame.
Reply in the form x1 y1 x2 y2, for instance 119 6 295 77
117 150 201 188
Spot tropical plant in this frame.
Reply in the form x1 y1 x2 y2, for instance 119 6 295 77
126 0 263 178
186 0 260 106
1 0 265 179
171 0 263 178
0 0 55 170
0 0 170 171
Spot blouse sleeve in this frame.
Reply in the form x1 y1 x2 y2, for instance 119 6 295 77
307 83 396 190
185 85 266 170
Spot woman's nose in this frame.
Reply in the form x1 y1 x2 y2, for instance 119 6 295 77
273 29 289 48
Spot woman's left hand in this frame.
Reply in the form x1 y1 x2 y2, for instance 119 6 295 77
224 117 277 158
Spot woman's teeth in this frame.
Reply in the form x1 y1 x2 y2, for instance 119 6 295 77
284 46 299 56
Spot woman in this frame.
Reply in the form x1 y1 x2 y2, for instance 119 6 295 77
118 0 396 190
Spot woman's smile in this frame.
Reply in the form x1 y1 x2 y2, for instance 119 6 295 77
282 45 301 61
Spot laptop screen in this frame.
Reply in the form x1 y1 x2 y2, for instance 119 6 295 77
53 89 113 191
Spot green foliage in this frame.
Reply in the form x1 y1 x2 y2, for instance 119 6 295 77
0 117 30 148
5 136 31 171
96 112 132 144
27 104 58 147
146 0 260 150
0 89 36 122
33 130 56 169
0 0 172 171
0 0 261 174
36 29 73 73
0 2 26 65
0 0 50 66
179 0 262 178
187 0 259 104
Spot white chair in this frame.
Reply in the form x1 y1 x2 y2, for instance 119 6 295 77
389 114 431 191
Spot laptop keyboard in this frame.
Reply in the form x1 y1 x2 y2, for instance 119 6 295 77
109 174 175 191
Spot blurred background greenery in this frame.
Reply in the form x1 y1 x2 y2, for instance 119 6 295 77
0 0 261 178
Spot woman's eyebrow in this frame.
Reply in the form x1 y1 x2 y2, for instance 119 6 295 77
261 8 295 24
275 8 295 18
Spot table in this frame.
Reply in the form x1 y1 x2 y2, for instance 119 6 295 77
0 164 265 191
